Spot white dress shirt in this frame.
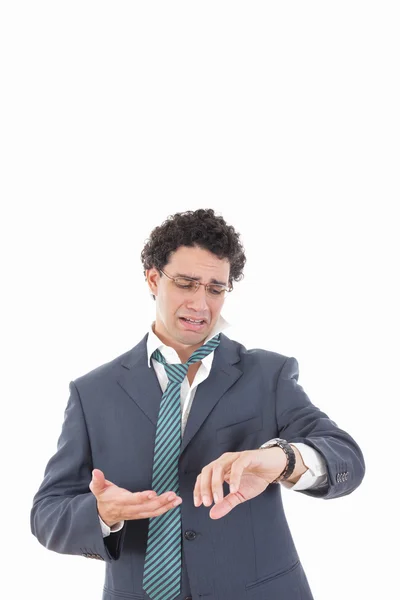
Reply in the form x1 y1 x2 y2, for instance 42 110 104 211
100 317 327 536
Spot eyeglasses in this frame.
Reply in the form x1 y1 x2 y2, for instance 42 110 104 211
159 269 232 298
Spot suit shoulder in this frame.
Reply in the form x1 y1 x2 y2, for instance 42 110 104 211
224 334 290 368
243 346 290 370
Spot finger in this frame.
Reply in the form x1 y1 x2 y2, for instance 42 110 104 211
194 453 237 507
201 461 228 506
199 466 213 507
135 496 182 519
128 491 165 517
193 474 202 506
201 453 238 504
229 453 253 493
210 462 227 505
131 490 172 502
133 490 178 511
153 496 182 516
194 474 203 506
209 492 243 519
135 490 158 500
146 491 157 499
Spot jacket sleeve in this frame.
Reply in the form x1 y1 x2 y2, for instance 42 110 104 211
275 357 365 499
30 381 126 562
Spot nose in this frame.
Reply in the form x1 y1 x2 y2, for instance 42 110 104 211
186 284 209 312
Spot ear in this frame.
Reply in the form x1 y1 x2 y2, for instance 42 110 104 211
146 268 160 297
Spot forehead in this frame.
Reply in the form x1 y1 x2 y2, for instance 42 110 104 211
167 246 230 282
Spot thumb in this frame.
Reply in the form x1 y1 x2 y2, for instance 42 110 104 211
90 469 111 497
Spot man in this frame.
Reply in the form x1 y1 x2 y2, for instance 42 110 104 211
31 208 365 600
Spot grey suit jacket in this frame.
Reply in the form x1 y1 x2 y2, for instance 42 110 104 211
31 333 365 600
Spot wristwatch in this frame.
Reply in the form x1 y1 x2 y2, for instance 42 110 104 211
259 438 296 483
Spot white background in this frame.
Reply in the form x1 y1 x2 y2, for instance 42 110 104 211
1 2 399 599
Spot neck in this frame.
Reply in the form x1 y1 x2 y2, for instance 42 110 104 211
152 324 206 363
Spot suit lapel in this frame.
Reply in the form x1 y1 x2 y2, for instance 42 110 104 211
116 334 163 427
116 333 243 456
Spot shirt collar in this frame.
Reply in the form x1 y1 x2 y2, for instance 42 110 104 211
147 314 230 368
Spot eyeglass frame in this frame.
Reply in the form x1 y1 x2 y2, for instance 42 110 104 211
158 268 233 298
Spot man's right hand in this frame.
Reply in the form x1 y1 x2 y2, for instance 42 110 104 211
89 468 182 528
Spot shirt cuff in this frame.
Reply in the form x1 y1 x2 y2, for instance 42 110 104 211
280 442 328 492
98 514 125 538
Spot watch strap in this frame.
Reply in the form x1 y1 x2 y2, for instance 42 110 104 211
259 438 296 483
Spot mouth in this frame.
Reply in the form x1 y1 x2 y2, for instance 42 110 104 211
178 317 208 331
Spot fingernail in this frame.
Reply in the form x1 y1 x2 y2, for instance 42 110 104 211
213 493 218 503
168 494 175 501
230 484 236 493
203 495 210 505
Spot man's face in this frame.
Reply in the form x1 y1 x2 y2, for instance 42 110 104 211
147 245 230 352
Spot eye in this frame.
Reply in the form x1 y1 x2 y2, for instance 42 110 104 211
174 278 196 289
208 285 225 295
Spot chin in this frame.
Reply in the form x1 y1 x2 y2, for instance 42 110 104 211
177 327 210 344
180 330 208 342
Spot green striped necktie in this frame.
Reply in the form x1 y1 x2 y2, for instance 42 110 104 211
142 334 221 600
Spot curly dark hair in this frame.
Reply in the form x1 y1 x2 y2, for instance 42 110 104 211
141 208 246 288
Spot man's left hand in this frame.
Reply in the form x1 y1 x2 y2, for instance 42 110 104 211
193 448 287 519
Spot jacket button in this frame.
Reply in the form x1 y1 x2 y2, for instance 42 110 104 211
184 530 197 541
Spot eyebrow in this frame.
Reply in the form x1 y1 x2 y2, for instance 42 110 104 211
174 273 228 286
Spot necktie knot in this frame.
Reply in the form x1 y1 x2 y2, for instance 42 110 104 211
152 334 221 384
